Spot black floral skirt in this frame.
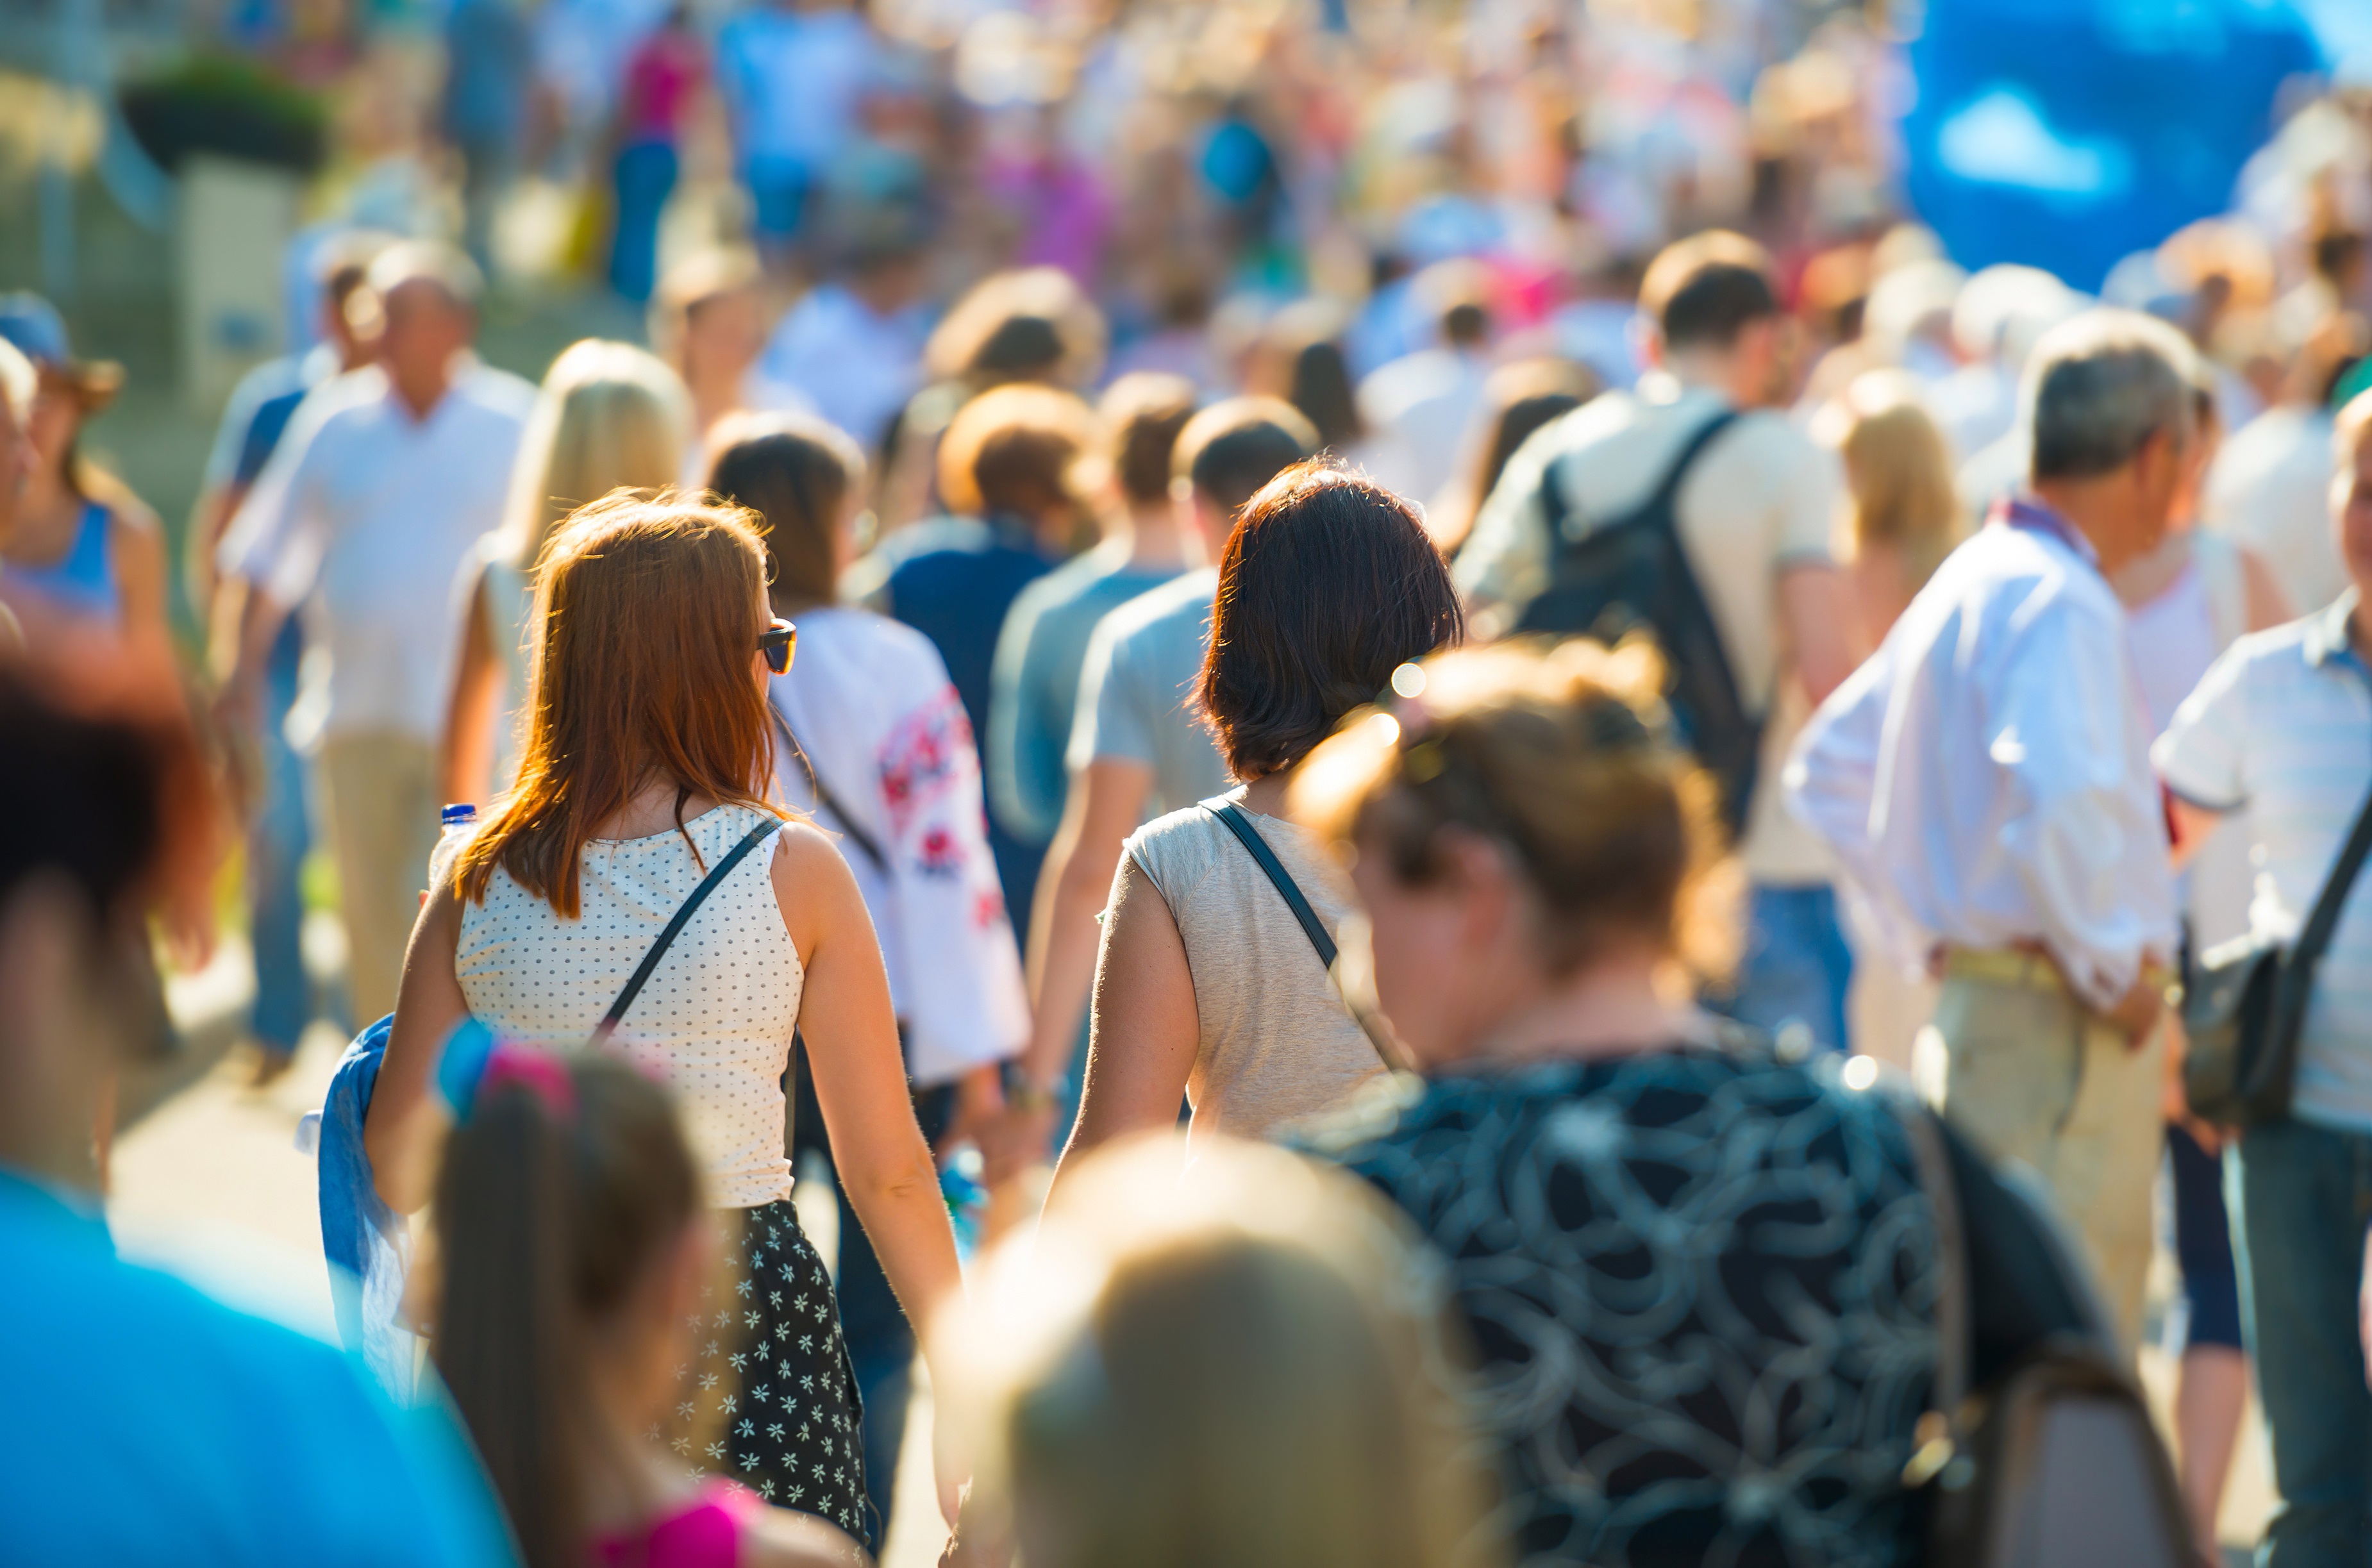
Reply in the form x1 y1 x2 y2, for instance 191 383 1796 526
664 1198 870 1539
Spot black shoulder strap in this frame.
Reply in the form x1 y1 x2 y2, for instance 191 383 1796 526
1637 408 1744 532
592 817 780 1044
2293 775 2372 974
769 699 889 874
1201 797 1337 966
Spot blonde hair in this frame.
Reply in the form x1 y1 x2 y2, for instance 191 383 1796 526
1819 371 1964 590
502 340 692 570
2336 386 2372 467
1290 640 1740 983
936 1137 1495 1568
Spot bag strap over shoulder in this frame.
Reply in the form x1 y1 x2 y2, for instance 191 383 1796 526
1635 407 1743 534
2291 775 2372 981
769 698 889 874
592 817 781 1045
1202 797 1338 966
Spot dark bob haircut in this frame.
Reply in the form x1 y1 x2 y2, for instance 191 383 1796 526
1197 462 1465 781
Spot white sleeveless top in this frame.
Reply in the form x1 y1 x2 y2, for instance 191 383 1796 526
455 803 802 1207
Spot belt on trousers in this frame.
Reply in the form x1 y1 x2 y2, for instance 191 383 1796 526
1941 945 2071 996
1940 945 2180 1010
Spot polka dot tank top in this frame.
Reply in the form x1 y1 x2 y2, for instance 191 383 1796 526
455 803 802 1208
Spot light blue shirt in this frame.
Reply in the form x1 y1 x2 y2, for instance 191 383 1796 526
986 539 1182 844
2157 590 2372 1134
0 1167 515 1566
1067 569 1232 819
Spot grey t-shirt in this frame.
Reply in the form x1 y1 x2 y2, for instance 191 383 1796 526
1067 568 1232 816
1124 792 1385 1144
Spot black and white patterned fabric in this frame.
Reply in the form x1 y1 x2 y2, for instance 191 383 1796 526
662 1199 869 1540
1303 1039 1941 1568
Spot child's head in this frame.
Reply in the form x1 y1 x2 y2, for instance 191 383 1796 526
430 1051 706 1568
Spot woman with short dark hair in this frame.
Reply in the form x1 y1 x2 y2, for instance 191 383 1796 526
1047 461 1462 1189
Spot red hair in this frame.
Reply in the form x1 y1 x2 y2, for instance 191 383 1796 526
456 492 783 917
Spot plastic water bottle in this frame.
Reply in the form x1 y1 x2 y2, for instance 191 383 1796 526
425 803 478 894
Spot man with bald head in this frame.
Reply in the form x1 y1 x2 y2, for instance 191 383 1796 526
217 241 535 1024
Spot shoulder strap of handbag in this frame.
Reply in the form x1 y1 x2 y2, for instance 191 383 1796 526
590 817 780 1045
1199 797 1398 1067
2288 772 2372 985
1202 797 1338 965
768 697 889 874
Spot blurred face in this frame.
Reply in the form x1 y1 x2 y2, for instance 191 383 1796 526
1344 823 1528 1069
26 379 80 483
683 288 765 390
2334 425 2372 601
378 279 473 394
0 390 32 541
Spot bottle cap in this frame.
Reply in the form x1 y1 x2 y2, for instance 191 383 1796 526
441 803 479 826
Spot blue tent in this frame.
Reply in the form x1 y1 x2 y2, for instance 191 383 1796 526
1903 0 2323 292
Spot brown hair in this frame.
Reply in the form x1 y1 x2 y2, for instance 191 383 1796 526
705 414 868 610
455 494 783 917
1641 230 1778 351
1099 372 1199 505
1173 396 1319 515
936 383 1102 521
431 1055 703 1568
1197 462 1464 781
1290 640 1737 981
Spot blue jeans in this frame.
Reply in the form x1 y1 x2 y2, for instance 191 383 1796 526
608 140 676 303
249 621 312 1055
2230 1116 2372 1567
1709 883 1853 1053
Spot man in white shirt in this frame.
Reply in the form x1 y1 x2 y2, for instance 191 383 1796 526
1459 231 1858 1052
1788 310 2199 1351
2154 388 2372 1567
217 242 535 1025
1354 260 1494 507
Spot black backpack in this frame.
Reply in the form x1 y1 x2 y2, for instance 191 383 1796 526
1512 409 1758 839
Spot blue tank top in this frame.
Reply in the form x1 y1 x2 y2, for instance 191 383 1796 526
7 502 120 622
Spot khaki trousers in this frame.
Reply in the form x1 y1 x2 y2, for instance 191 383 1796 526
1925 968 2164 1355
319 733 438 1026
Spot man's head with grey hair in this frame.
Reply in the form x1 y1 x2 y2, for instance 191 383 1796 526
362 240 483 419
2021 308 2205 572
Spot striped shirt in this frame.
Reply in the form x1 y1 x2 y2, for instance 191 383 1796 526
2155 590 2372 1134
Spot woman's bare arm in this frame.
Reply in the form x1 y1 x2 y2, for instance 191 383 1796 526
365 879 470 1212
439 571 502 807
1044 852 1199 1208
772 823 964 1508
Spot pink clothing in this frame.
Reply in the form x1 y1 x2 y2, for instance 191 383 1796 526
622 29 705 144
592 1480 758 1568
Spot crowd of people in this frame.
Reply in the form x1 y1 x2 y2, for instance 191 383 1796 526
8 1 2372 1565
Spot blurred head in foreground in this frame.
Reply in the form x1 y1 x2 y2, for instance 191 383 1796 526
1289 640 1737 1067
430 1051 857 1568
0 666 212 1189
937 1135 1493 1568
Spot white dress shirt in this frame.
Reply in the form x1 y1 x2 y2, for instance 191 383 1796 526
767 606 1028 1087
1785 501 2178 1012
220 360 535 745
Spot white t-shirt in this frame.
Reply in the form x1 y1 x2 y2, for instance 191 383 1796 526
221 360 535 744
2207 405 2345 617
1457 378 1842 881
766 606 1027 1087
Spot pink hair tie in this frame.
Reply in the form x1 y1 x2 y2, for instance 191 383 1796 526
478 1044 578 1119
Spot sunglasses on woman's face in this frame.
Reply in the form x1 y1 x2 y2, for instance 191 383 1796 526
758 618 798 676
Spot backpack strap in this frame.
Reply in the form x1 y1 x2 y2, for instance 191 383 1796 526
1637 407 1744 536
591 817 781 1045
